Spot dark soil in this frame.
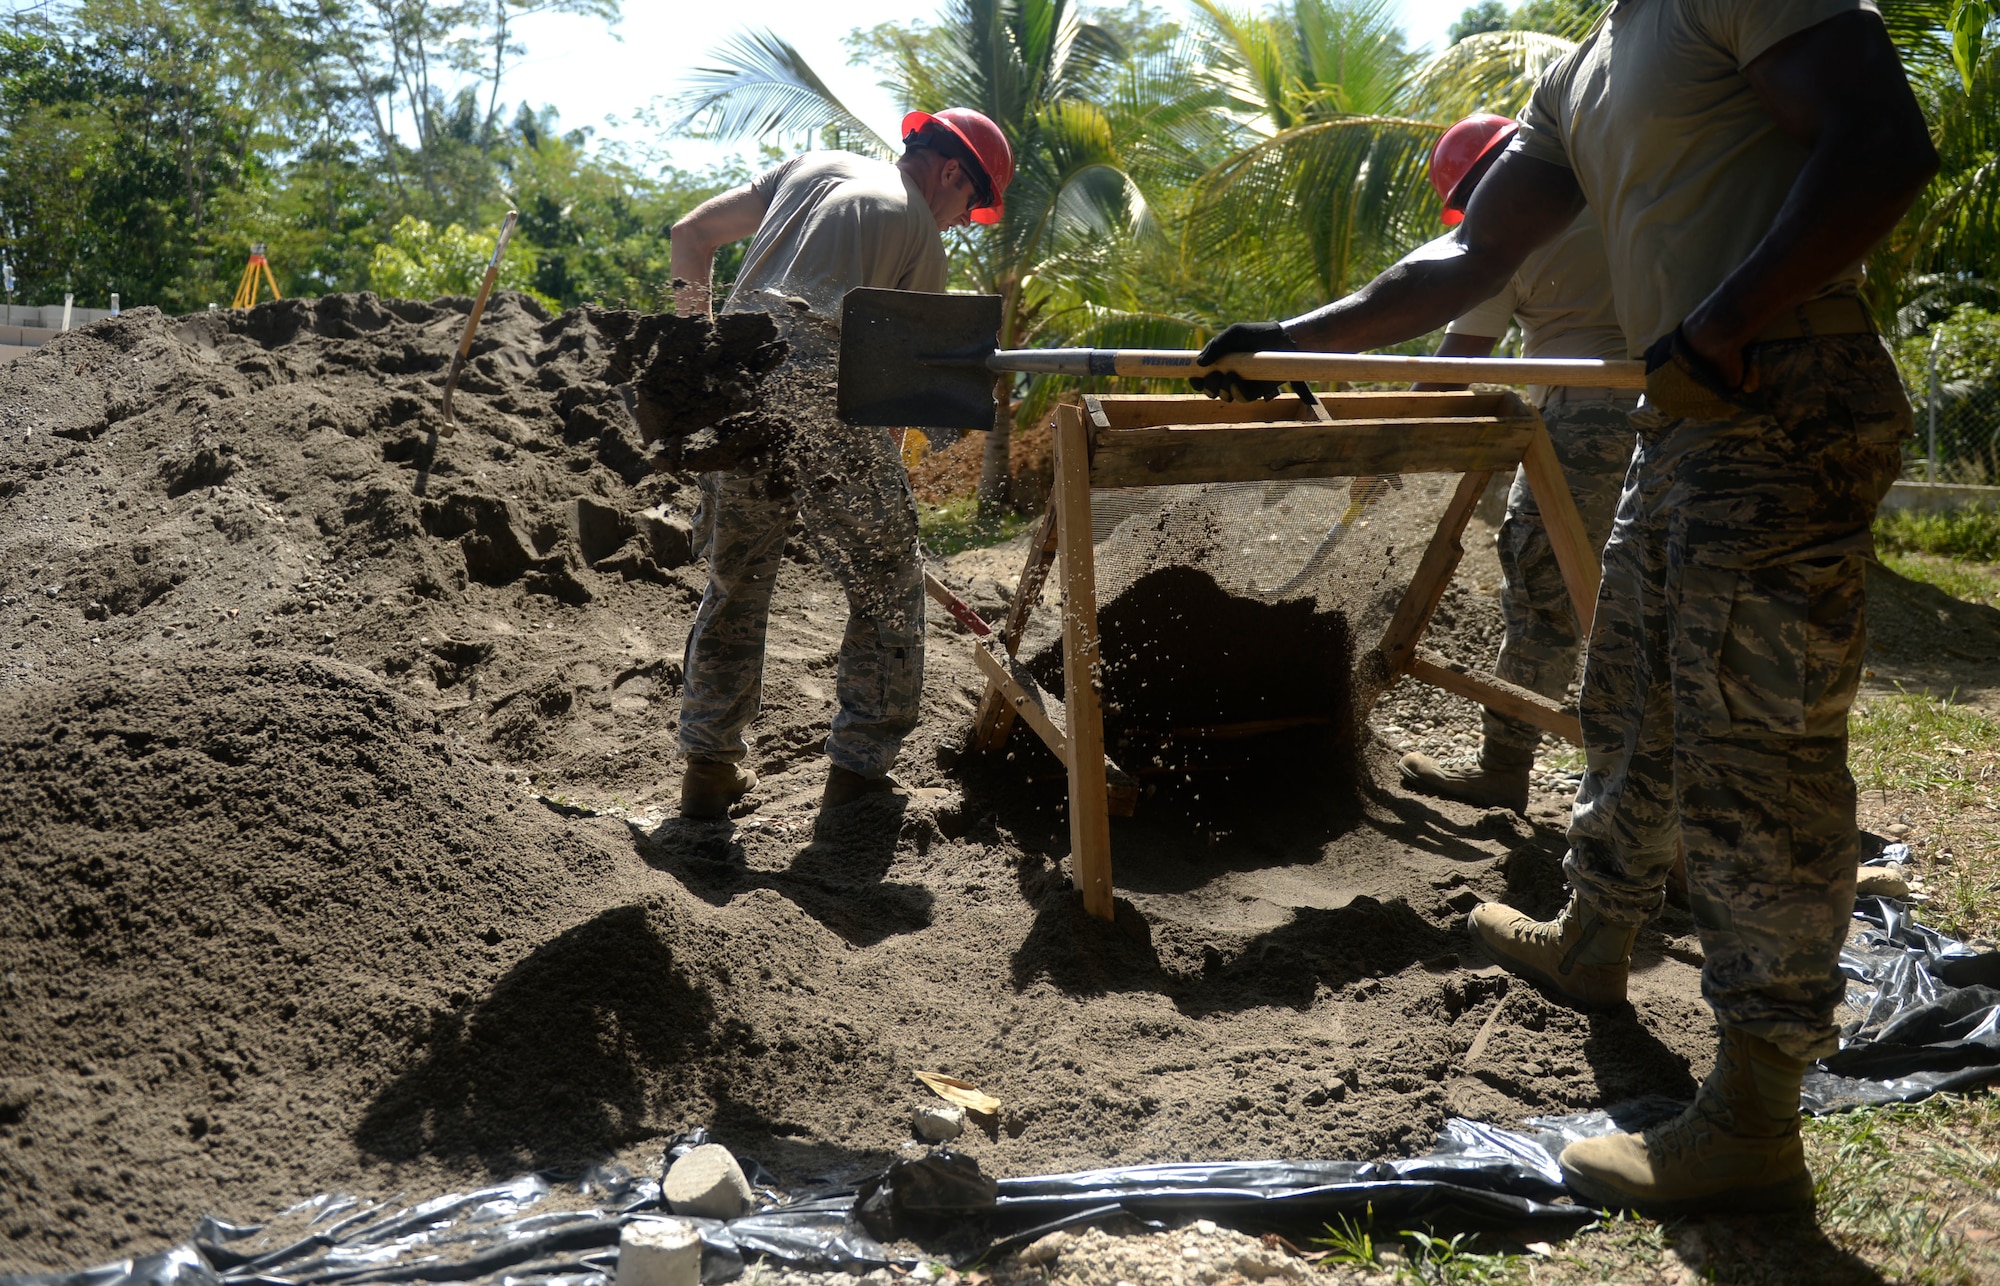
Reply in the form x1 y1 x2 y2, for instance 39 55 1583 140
0 298 1720 1275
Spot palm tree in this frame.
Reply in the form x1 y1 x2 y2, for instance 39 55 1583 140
1181 0 1573 326
678 0 1205 514
1870 0 2000 334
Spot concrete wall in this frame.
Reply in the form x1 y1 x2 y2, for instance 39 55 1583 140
0 303 120 329
0 303 128 362
1882 481 2000 513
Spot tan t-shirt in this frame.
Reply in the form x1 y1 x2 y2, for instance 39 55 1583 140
723 151 948 317
1445 211 1624 362
1515 0 1876 356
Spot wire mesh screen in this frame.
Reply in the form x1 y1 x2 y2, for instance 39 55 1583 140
1012 472 1472 694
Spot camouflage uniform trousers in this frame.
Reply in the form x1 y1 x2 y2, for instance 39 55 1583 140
1483 388 1641 757
1561 334 1911 1060
677 414 926 778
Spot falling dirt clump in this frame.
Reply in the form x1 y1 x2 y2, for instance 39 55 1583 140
608 309 789 474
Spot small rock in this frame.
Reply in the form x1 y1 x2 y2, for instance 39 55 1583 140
914 1104 965 1141
1886 823 1912 838
1017 1230 1071 1266
641 505 696 569
1446 889 1483 914
1855 865 1911 900
662 1142 753 1219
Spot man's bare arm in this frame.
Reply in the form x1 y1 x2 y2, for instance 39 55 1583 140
1682 10 1938 384
1282 152 1584 352
669 185 766 316
1412 329 1500 392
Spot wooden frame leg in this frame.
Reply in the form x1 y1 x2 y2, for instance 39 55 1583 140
1520 415 1599 637
1055 403 1114 920
1364 469 1493 715
972 498 1060 752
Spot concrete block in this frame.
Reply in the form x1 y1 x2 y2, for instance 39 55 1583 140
616 1218 701 1286
662 1143 752 1219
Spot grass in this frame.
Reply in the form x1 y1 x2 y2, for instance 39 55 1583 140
1879 549 2000 605
1923 819 2000 940
919 494 1033 558
1876 507 2000 563
1849 687 2000 811
1301 1096 2000 1284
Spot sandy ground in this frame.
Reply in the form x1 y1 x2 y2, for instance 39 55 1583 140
2 299 1991 1276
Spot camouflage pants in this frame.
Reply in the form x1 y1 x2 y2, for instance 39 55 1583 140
1484 389 1639 756
678 418 926 777
1562 334 1911 1060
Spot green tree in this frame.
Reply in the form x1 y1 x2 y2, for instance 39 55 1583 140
1869 0 2000 331
1505 0 1607 38
680 0 1207 513
1181 0 1572 331
0 6 254 310
504 105 747 308
367 213 552 305
1449 2 1507 44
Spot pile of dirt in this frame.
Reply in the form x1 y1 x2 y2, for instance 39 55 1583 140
0 299 1719 1276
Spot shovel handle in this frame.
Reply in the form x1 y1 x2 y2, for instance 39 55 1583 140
441 209 520 429
988 348 1648 390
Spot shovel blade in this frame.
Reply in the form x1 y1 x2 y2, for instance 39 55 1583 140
839 288 1003 430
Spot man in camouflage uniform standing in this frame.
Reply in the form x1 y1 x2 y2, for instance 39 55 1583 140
1391 112 1638 814
1196 2 1935 1213
667 109 1014 818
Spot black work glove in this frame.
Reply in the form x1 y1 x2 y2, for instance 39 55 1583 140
1193 320 1295 402
1642 325 1748 420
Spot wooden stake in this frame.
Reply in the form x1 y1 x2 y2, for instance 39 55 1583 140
1055 403 1114 921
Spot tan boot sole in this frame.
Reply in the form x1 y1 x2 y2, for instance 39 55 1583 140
678 791 748 820
1560 1159 1814 1218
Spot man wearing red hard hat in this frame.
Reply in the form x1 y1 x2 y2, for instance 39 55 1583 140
668 109 1013 820
1394 113 1636 817
1194 2 1934 1217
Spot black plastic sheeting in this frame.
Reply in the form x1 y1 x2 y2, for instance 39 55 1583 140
11 898 2000 1286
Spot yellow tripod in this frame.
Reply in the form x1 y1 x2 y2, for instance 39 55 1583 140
230 243 281 309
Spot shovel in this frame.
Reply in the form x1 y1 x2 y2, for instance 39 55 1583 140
838 287 1647 430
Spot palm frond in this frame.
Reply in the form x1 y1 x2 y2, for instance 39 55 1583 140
1407 29 1576 121
677 28 892 155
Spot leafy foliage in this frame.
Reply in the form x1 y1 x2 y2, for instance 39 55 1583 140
367 215 553 307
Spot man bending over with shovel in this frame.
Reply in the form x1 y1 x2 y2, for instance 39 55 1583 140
667 108 1014 819
1195 3 1933 1215
1395 112 1637 815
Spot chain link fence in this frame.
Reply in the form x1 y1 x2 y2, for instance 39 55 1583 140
1908 337 2000 484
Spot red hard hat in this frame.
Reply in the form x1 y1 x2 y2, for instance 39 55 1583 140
903 107 1015 225
1428 113 1519 226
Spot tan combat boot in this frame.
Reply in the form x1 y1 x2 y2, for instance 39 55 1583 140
678 759 758 819
821 765 909 809
1559 1026 1813 1216
1467 890 1637 1007
1398 744 1533 813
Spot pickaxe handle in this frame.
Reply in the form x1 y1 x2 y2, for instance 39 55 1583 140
982 348 1648 389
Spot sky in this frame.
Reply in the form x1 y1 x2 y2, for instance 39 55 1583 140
510 0 1470 171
